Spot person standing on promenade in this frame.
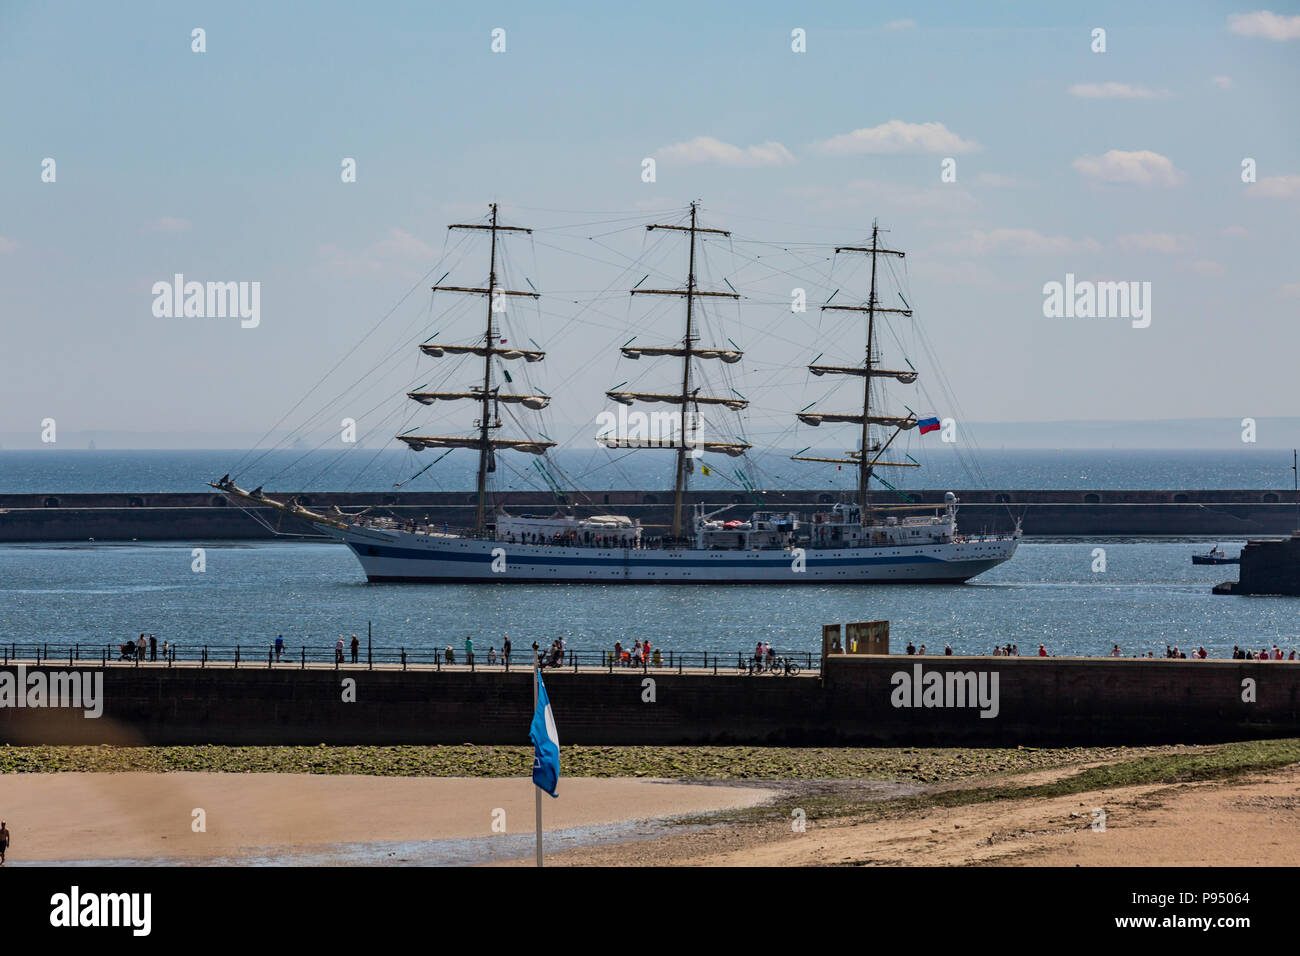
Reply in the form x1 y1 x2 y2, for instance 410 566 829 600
0 820 8 865
149 634 157 661
350 634 359 663
465 636 474 665
503 635 511 665
136 634 147 661
334 637 344 664
275 635 284 662
993 645 1002 656
488 646 497 665
905 641 916 655
944 644 953 656
162 639 169 661
1038 644 1048 657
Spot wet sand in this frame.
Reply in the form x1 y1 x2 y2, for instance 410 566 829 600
0 772 777 864
531 764 1300 866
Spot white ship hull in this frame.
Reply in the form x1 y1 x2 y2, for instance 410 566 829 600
326 523 1018 584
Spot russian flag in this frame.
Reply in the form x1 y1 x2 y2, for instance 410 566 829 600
918 416 941 435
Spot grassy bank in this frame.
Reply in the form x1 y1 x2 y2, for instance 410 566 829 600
0 743 1162 782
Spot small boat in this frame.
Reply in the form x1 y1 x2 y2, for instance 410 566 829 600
1192 545 1239 565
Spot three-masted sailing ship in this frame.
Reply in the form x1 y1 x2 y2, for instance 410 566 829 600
213 202 1019 583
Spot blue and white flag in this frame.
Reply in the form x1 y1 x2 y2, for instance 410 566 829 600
530 671 560 797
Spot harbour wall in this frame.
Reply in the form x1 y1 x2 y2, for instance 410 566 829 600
2 657 1296 746
1 489 1297 541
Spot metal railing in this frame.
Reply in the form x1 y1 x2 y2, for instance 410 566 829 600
0 642 822 674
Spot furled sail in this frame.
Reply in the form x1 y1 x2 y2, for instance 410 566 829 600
596 436 751 457
809 364 917 384
407 390 549 410
790 454 920 467
605 391 747 411
420 344 545 362
397 435 555 454
621 346 742 364
797 413 917 429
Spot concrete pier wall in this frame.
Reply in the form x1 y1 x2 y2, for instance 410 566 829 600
2 657 1296 747
1 489 1297 541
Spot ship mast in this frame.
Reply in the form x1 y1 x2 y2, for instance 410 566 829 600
598 202 751 538
792 220 916 525
396 203 555 532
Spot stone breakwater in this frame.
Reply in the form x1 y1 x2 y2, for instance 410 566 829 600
1 656 1296 747
1 489 1297 541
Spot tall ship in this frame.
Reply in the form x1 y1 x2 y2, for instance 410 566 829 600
213 202 1019 583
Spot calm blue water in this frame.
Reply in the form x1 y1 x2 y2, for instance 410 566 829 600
1 539 1294 660
1 448 1296 494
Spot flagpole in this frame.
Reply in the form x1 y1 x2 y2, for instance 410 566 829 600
533 642 542 867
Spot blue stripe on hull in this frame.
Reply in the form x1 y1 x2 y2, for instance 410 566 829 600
348 541 945 568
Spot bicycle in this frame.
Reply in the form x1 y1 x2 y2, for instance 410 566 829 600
769 657 801 677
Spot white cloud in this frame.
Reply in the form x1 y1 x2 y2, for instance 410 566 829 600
791 178 976 212
149 216 192 233
812 120 979 156
655 136 795 168
1178 259 1226 277
0 236 17 254
1072 149 1186 187
1279 282 1300 298
321 227 435 277
1227 10 1300 40
1212 75 1233 89
944 229 1101 256
882 19 916 31
1222 225 1249 238
1114 232 1191 254
1248 175 1300 198
1068 82 1171 99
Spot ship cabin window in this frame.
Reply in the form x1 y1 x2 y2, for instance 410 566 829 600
1083 493 1101 504
43 497 60 508
818 494 834 504
129 496 145 507
1173 493 1189 503
643 494 658 505
1262 493 1279 503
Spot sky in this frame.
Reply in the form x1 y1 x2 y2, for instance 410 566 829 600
2 1 1298 459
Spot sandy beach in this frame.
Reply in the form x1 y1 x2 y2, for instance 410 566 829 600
531 762 1300 867
0 772 776 864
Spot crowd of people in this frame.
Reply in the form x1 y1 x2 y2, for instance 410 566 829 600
609 639 661 667
112 632 1300 666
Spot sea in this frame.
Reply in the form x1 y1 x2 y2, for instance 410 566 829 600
1 449 1296 661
